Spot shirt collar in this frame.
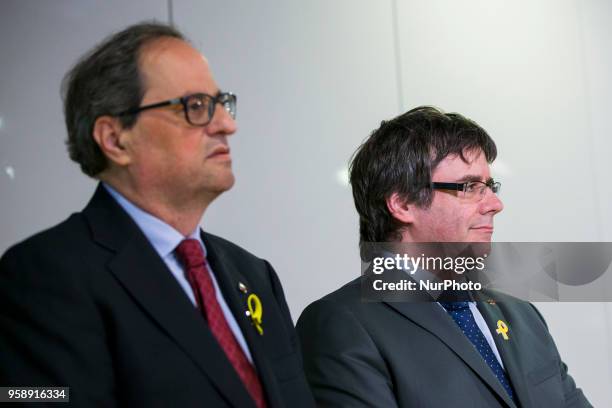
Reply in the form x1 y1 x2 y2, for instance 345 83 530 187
103 183 205 258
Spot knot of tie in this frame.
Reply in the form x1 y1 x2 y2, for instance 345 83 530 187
175 239 206 269
439 301 470 312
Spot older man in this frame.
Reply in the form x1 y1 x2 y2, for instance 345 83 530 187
297 107 591 407
0 22 313 407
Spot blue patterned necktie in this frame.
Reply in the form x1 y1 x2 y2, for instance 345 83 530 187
439 301 515 402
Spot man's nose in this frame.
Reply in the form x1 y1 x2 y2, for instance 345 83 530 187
206 103 237 136
481 188 504 214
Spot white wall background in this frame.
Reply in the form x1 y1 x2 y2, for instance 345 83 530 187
1 0 610 405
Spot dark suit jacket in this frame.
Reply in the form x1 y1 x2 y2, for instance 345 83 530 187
0 184 315 407
297 277 592 408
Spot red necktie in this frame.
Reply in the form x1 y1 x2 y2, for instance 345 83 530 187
175 239 267 408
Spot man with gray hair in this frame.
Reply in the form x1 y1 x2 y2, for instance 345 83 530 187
0 22 314 407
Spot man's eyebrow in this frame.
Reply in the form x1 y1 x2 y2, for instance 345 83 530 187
454 174 489 183
181 89 221 97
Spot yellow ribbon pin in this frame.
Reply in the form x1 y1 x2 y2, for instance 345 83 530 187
247 294 264 335
496 320 509 340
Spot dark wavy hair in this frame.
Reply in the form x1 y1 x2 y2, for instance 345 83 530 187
62 22 185 177
349 106 497 246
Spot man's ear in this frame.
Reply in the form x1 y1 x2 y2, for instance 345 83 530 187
386 192 416 224
92 115 132 167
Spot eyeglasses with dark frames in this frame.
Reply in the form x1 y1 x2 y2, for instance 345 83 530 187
431 178 501 202
116 92 237 126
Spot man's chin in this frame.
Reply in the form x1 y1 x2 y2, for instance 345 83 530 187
468 241 492 257
462 232 493 256
214 172 235 193
468 230 494 242
197 171 235 198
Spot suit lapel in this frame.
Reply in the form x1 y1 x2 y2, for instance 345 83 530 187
476 295 530 408
203 233 284 408
83 185 255 408
384 301 516 408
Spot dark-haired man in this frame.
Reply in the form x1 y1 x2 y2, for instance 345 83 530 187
296 107 591 407
0 22 314 407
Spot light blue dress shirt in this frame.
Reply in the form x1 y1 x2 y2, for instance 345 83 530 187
103 183 253 363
